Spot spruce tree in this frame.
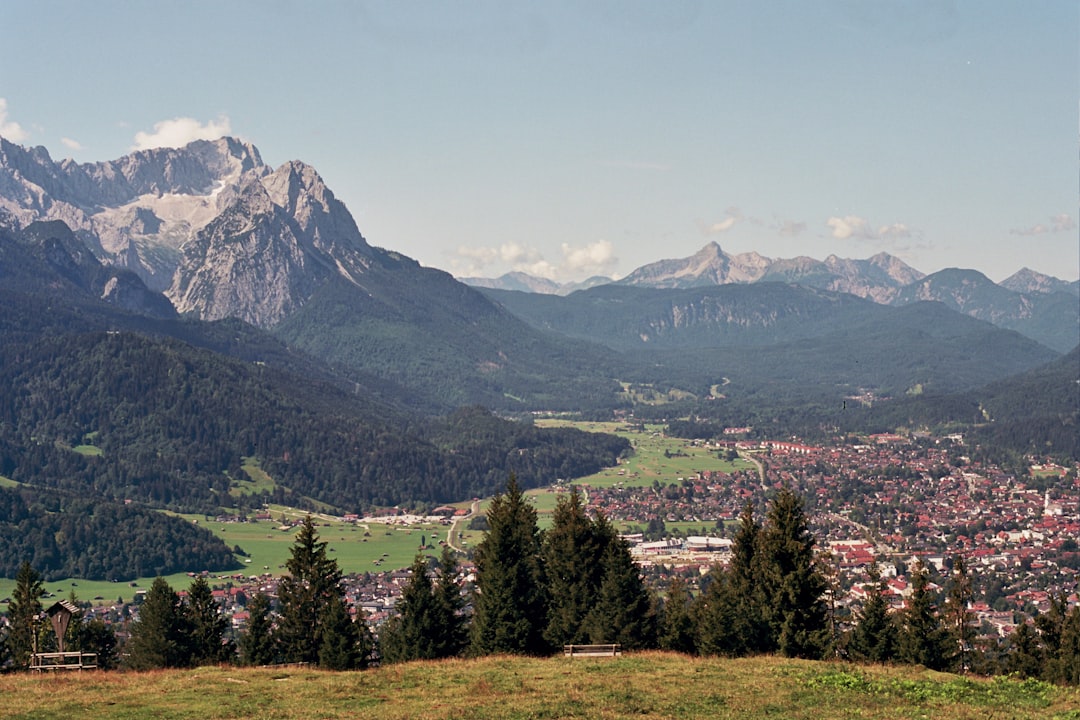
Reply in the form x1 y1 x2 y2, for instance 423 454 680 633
433 545 469 658
275 516 345 665
1006 621 1044 679
757 487 829 659
848 562 898 663
944 555 974 672
125 577 193 670
470 474 548 656
317 594 361 670
583 518 656 649
898 560 952 671
238 592 277 666
186 576 234 665
380 554 442 663
658 576 696 654
542 487 608 647
728 502 769 654
1053 605 1080 686
6 561 45 668
693 567 741 656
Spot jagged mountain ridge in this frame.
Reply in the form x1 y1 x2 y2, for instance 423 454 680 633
1000 267 1080 297
891 268 1079 353
0 135 379 327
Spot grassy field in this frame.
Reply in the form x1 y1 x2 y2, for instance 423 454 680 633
536 420 755 489
0 653 1076 719
0 507 454 607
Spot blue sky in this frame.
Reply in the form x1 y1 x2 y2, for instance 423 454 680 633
2 1 1076 282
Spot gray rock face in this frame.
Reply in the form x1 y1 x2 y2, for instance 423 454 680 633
0 135 374 328
615 241 925 301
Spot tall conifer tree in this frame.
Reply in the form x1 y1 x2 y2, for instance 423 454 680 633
238 592 277 666
125 577 192 670
658 576 696 654
848 562 898 663
6 561 45 668
187 576 233 665
898 560 952 671
543 487 608 647
757 487 829 658
470 475 548 656
275 516 345 665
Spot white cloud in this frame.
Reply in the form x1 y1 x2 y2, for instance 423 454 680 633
826 215 915 242
826 215 870 240
452 239 618 280
0 98 29 142
1010 213 1075 236
131 115 231 151
60 137 83 151
776 219 807 237
560 239 618 275
704 206 745 234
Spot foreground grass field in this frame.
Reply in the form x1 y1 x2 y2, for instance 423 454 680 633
1 653 1077 720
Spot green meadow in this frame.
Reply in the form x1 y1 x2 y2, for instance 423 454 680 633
535 419 755 489
1 653 1076 720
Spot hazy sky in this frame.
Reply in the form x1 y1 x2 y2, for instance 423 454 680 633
2 1 1076 282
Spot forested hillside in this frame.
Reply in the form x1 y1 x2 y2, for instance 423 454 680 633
0 330 628 514
0 486 239 580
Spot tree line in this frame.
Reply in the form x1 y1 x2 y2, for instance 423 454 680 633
2 482 1078 685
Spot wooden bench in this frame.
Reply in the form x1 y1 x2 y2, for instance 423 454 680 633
30 652 98 671
563 643 621 658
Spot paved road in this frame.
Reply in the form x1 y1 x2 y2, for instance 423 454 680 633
447 500 480 552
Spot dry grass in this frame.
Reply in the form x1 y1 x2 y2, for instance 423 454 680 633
2 653 1079 720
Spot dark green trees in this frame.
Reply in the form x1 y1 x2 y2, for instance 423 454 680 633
238 592 277 666
187 576 234 666
582 527 656 649
758 486 829 658
6 561 45 668
696 502 768 656
124 577 193 670
274 516 367 668
381 547 468 663
657 576 696 654
898 560 953 671
695 490 828 659
848 562 898 663
470 475 548 655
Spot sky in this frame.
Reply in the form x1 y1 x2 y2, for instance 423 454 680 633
1 1 1077 283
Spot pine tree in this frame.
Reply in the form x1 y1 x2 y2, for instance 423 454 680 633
542 487 608 647
186 576 233 665
317 594 361 670
125 577 193 670
658 576 696 654
1053 605 1080 686
1006 621 1044 678
693 567 740 656
898 560 952 671
380 554 443 663
1034 591 1069 681
433 545 469 658
470 474 548 656
848 562 898 663
944 555 974 672
757 487 829 659
238 592 277 666
583 518 656 649
6 561 45 668
274 516 345 665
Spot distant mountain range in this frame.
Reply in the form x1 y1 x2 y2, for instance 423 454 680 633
462 242 1078 353
0 133 1075 436
1 133 1075 580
